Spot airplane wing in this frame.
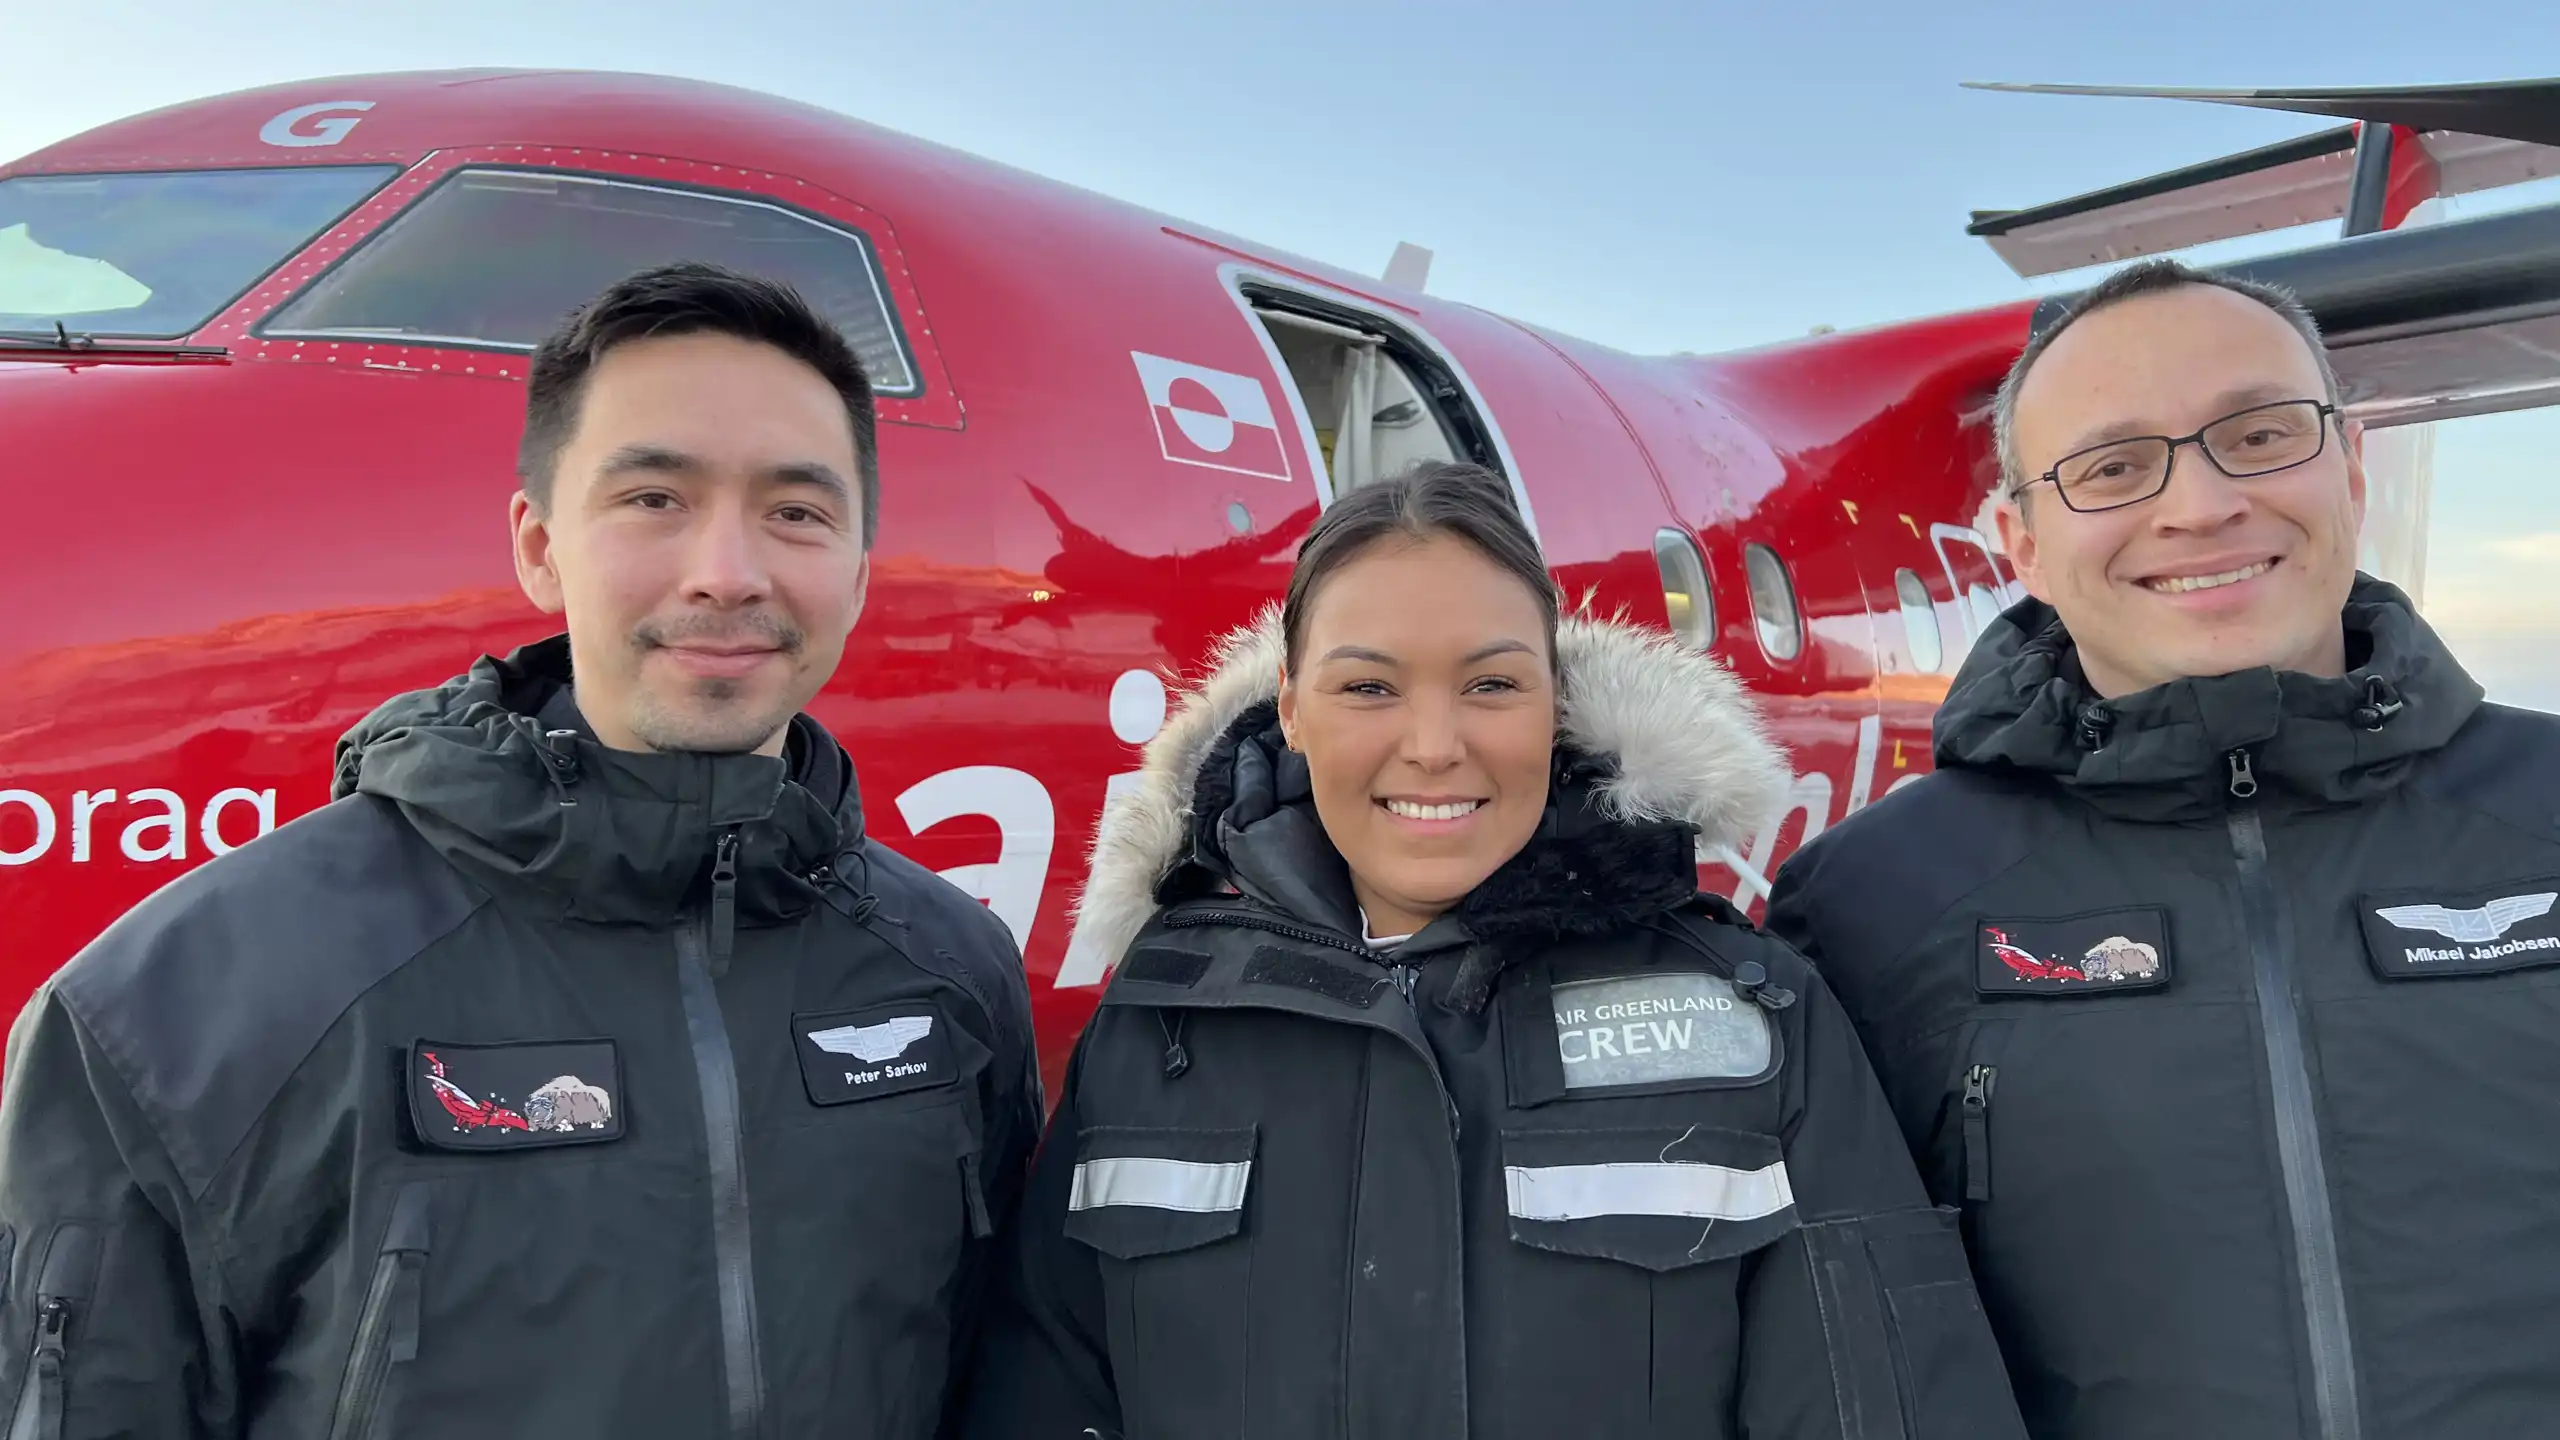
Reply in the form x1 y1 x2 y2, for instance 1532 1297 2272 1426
2201 200 2560 426
1962 79 2560 283
1966 122 2389 277
1964 79 2560 150
1970 78 2560 427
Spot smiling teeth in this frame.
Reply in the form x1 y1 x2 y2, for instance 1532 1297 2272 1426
1386 800 1482 821
2148 560 2273 594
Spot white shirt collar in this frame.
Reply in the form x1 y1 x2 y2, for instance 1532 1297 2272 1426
1359 909 1413 951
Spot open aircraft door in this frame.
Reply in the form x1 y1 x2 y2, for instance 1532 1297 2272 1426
1928 521 2023 667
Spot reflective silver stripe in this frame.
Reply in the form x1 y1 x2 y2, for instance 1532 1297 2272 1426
1503 1160 1794 1222
1069 1156 1252 1213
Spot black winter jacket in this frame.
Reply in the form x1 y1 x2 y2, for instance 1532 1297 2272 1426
1767 575 2560 1440
959 610 2025 1440
0 636 1042 1439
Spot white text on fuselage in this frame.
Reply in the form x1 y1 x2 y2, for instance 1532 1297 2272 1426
9 674 1928 983
0 787 278 867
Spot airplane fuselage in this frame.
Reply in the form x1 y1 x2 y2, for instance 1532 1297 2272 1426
0 70 2035 1093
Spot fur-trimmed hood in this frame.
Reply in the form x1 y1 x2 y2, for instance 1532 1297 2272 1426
1062 605 1791 981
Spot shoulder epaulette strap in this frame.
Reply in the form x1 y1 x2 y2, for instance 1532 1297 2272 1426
1675 889 1760 933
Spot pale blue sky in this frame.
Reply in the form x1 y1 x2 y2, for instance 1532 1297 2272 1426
6 0 2554 703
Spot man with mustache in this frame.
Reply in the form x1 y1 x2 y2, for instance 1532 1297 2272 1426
1767 256 2560 1439
0 261 1041 1438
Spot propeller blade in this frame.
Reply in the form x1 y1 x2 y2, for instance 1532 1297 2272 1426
1963 78 2560 149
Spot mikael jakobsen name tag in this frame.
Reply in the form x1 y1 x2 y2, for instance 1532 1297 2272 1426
2360 882 2560 979
1552 972 1770 1090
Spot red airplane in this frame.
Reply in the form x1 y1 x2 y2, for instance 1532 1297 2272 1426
5 70 2556 1096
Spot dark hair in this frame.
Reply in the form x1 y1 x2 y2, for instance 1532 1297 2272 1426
1281 460 1559 670
517 260 881 550
1993 255 2339 497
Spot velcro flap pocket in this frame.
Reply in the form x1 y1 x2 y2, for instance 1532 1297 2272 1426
1062 1124 1258 1260
1803 1205 2013 1439
1501 1125 1798 1272
1855 1203 1977 1291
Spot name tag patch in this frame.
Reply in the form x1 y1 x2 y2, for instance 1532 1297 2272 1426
795 1001 957 1105
1552 973 1771 1090
1976 907 2171 996
2360 879 2560 979
408 1039 623 1151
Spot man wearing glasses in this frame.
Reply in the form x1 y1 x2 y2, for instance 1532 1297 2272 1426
1766 256 2560 1439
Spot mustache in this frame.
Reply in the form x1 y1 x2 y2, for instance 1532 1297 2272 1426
632 611 805 654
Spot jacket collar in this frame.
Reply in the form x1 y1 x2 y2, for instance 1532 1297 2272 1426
1933 573 2483 822
330 634 863 925
1065 605 1791 974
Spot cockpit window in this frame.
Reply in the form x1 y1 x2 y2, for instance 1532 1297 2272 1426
0 165 396 338
262 168 921 395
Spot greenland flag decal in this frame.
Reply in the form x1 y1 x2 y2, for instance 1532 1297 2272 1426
1131 351 1294 482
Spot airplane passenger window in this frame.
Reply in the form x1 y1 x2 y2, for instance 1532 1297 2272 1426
0 165 397 338
1652 528 1716 651
1744 543 1802 663
261 168 920 394
1895 568 1943 673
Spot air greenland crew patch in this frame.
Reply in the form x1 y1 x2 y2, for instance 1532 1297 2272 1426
2360 880 2560 979
408 1040 623 1151
1551 973 1773 1090
794 1001 957 1105
1975 908 2172 996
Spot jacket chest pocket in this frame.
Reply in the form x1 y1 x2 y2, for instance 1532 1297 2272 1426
1493 1125 1797 1434
326 1182 434 1440
1061 1125 1258 1440
757 1087 991 1433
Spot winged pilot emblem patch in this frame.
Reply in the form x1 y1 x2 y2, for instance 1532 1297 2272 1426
2375 893 2557 944
793 1003 957 1105
2360 880 2560 980
808 1015 935 1063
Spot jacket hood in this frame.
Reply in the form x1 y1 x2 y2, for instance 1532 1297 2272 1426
1063 606 1790 979
1934 572 2483 822
330 634 863 926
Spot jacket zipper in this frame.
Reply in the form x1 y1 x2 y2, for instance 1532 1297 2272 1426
7 1302 67 1440
677 826 765 1440
1960 1064 1996 1203
326 1182 433 1440
1336 1037 1375 1436
6 1225 97 1440
1384 958 1422 1013
1164 904 1374 959
709 828 741 975
1163 905 1458 1136
2226 748 2362 1440
1163 905 1421 1004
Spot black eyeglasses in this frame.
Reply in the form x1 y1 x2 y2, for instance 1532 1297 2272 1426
2020 399 2340 514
